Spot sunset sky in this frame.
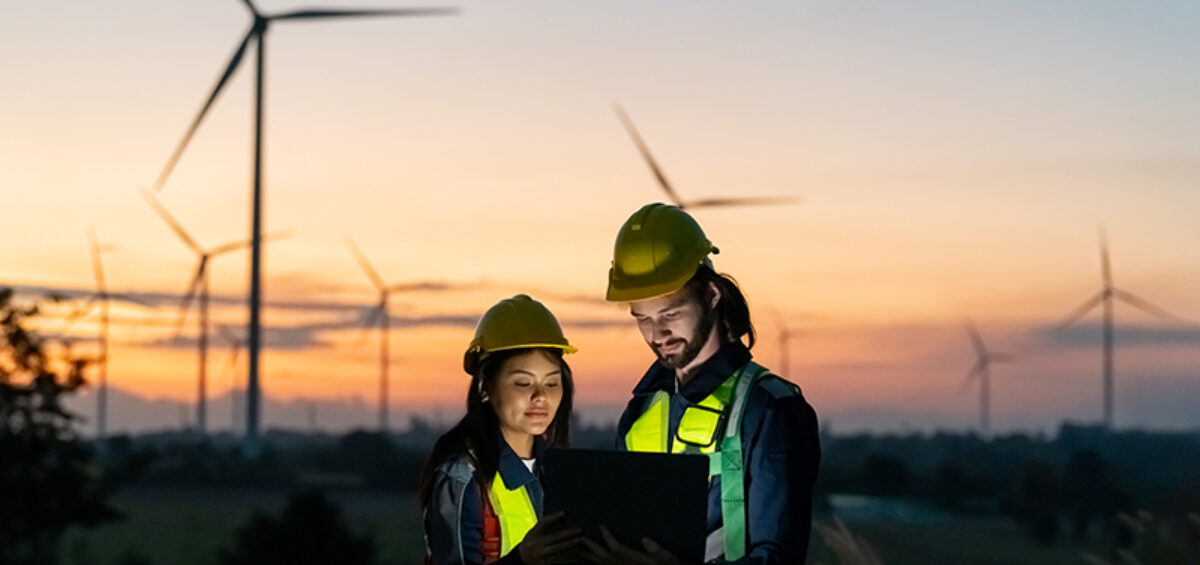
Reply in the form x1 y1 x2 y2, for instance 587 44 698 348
3 1 1199 435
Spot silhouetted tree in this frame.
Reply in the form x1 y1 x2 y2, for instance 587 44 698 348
861 453 911 497
0 288 120 564
219 489 375 565
1062 449 1131 542
1014 459 1061 545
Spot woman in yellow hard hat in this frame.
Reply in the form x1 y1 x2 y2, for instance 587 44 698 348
419 294 582 565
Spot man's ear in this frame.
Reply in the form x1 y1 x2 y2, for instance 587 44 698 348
707 281 721 310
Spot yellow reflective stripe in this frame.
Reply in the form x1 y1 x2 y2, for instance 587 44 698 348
487 472 538 557
626 391 670 452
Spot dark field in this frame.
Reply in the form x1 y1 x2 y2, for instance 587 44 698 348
59 487 1098 565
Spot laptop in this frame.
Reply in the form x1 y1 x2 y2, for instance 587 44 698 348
540 447 708 564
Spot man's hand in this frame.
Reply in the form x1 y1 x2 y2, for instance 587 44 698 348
517 512 582 565
580 525 685 565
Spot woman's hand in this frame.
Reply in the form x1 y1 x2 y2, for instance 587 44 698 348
517 511 583 565
580 525 684 565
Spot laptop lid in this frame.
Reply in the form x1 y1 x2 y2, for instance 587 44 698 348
541 448 708 564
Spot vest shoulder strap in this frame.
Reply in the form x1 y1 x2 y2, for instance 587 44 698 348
757 374 801 400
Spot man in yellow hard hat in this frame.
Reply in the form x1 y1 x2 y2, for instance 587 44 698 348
599 203 820 564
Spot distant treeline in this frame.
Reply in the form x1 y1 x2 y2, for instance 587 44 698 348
98 420 1199 546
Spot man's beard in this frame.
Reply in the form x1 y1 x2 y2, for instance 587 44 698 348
654 305 717 371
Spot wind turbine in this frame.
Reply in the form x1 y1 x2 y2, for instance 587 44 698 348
149 0 458 457
217 324 247 435
139 188 287 435
770 309 801 377
1058 226 1186 430
65 231 120 439
961 320 1013 437
346 239 476 432
613 104 803 210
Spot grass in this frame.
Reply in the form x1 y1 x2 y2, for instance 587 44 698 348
60 487 426 565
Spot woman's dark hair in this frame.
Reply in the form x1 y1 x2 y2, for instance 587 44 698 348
418 347 574 510
683 264 757 349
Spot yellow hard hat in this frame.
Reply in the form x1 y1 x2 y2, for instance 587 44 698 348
606 203 719 302
463 294 577 375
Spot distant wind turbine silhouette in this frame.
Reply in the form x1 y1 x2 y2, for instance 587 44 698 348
613 104 802 210
1057 226 1186 430
770 309 801 377
961 320 1014 437
140 188 287 435
64 230 127 440
346 239 476 432
217 324 247 435
149 0 458 457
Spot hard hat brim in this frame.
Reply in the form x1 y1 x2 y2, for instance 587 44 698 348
605 266 696 303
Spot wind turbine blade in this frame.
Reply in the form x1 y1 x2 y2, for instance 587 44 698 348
1098 225 1112 288
216 324 241 344
271 7 459 21
686 196 803 209
209 229 291 257
1114 289 1190 323
964 320 986 356
57 296 100 334
959 366 981 393
346 239 387 291
613 104 686 207
87 228 108 293
173 267 204 336
357 305 383 345
138 188 205 255
1057 291 1105 328
152 30 256 193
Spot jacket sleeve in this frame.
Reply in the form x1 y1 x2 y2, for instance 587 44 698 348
425 469 486 565
726 391 821 565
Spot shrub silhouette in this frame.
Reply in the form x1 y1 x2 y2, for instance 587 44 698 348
0 288 121 565
220 489 375 565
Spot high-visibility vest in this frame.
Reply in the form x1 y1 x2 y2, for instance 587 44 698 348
624 361 772 562
483 471 538 561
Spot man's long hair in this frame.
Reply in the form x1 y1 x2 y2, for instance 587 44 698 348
683 264 757 349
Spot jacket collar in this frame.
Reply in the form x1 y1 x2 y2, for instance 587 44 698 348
496 432 543 491
630 341 752 403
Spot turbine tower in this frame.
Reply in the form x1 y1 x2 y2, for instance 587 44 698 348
148 1 457 456
1058 227 1184 430
614 104 803 210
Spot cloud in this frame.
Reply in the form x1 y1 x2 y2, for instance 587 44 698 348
1035 322 1200 349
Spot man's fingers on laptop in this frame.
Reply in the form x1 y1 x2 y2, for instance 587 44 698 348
543 526 583 545
544 536 583 555
641 537 682 565
599 526 656 565
579 536 611 564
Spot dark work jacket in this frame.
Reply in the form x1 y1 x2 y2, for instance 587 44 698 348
423 435 545 565
616 342 821 565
